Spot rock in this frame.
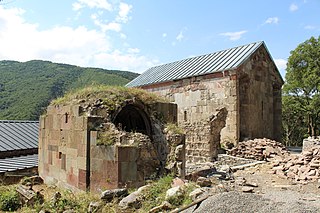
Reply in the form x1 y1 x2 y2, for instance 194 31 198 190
245 181 258 187
88 201 104 213
235 176 246 186
165 186 184 201
100 188 128 202
149 201 173 213
241 186 254 193
189 187 209 201
118 185 149 210
196 177 212 187
171 177 185 188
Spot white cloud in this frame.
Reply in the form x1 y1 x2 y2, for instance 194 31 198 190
274 58 287 78
219 30 247 41
289 3 298 12
176 31 184 41
265 17 279 24
94 51 159 73
91 13 121 32
72 0 112 11
304 25 316 30
116 2 132 23
120 33 127 39
127 48 140 54
0 6 157 73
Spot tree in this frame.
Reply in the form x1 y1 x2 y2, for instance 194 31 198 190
284 36 320 138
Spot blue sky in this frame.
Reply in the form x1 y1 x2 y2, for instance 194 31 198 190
0 0 319 77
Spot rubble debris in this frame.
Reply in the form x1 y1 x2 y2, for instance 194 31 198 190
241 186 254 193
16 185 44 206
100 188 128 202
196 177 212 187
119 185 149 209
228 138 289 161
148 201 173 213
272 147 320 182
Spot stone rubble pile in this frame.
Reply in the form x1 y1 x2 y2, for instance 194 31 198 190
272 147 320 182
227 138 289 161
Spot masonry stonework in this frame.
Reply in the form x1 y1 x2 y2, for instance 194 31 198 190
139 45 283 163
39 95 185 193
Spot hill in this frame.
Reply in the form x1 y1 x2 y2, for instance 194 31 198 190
0 60 139 120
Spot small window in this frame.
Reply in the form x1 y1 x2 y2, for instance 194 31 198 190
58 152 62 159
64 113 69 123
184 111 187 122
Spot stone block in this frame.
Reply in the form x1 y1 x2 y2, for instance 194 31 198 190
117 146 138 162
120 162 137 182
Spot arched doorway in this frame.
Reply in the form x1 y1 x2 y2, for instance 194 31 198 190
113 104 151 136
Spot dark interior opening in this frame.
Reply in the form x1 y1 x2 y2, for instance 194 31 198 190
113 105 151 136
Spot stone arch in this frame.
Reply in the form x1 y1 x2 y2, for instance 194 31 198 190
113 104 152 136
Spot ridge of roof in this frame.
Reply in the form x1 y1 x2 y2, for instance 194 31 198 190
127 41 265 87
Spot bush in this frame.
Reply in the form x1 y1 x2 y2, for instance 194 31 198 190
0 186 21 211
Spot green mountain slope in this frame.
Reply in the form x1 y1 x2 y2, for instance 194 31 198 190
0 60 139 120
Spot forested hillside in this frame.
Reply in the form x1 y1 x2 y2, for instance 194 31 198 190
0 60 139 120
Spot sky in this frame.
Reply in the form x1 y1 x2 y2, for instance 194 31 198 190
0 0 319 78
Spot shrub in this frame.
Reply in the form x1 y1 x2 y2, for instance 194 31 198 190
0 186 21 211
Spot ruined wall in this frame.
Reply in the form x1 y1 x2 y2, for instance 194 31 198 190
141 72 239 163
238 45 283 142
39 100 181 193
38 105 89 191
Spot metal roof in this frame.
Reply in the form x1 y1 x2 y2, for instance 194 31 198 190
0 120 39 152
0 154 38 173
126 41 265 87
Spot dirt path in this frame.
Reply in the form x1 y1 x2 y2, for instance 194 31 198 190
183 162 320 213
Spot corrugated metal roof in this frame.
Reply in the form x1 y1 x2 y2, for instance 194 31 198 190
0 120 39 152
0 154 38 173
126 41 264 87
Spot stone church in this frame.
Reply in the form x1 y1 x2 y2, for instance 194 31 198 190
127 41 284 163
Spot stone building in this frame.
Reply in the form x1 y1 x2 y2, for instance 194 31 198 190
38 87 185 193
127 41 284 163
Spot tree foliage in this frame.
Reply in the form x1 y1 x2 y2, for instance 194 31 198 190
0 60 139 120
283 36 320 144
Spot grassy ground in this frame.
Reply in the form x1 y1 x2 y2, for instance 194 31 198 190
0 175 197 212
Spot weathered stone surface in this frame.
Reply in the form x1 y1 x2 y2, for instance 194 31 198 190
88 201 104 213
196 177 212 187
271 147 320 183
148 201 173 213
241 186 254 193
228 138 289 161
165 186 184 201
189 187 210 201
118 185 149 209
100 188 128 201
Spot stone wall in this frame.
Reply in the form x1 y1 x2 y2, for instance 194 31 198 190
38 105 89 191
238 45 283 142
39 100 183 193
141 72 238 163
140 46 283 163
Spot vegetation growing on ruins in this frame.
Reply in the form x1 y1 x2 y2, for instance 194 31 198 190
165 123 185 135
282 36 320 146
51 85 168 109
0 60 138 120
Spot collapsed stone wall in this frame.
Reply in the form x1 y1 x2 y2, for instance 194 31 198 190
303 137 320 152
39 89 185 193
141 73 238 163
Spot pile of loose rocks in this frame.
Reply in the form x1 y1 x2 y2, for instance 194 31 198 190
272 147 320 182
227 138 289 161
